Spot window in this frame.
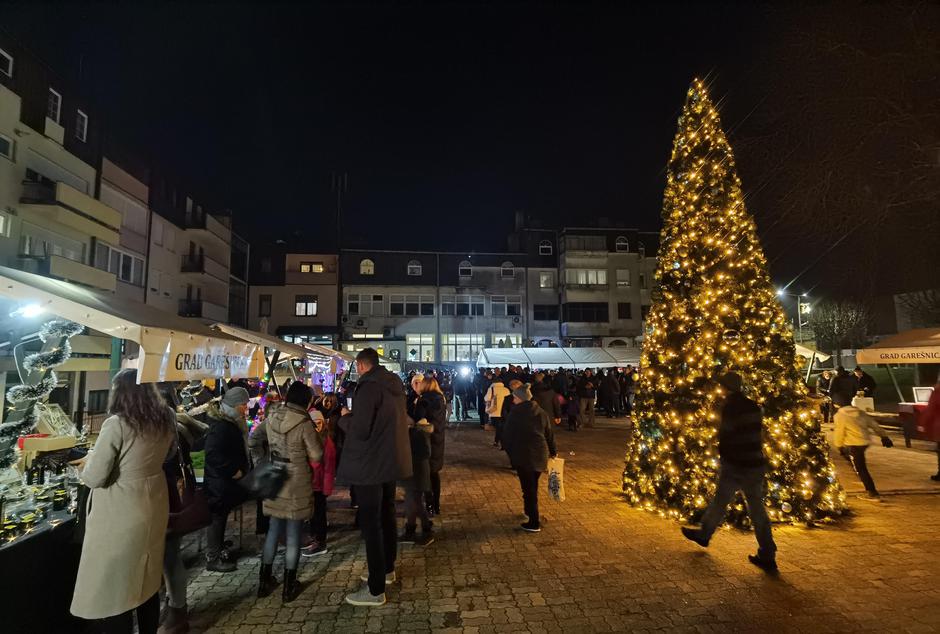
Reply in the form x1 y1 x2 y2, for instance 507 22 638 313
94 242 144 286
563 302 609 323
616 269 631 288
491 295 522 317
406 334 435 362
441 334 485 362
441 294 484 316
360 259 374 275
47 88 62 123
538 240 553 256
539 271 555 289
564 269 608 286
75 110 88 142
618 302 633 319
491 334 523 348
295 295 318 316
458 260 472 278
0 133 12 161
347 293 384 316
260 257 272 273
500 261 515 279
615 236 629 252
87 390 109 413
407 259 422 276
639 273 648 289
0 48 12 77
258 294 272 317
564 235 606 252
300 261 324 273
638 242 647 258
534 304 560 321
641 304 651 320
390 294 434 317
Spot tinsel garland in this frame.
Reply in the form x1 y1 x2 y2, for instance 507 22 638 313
39 319 84 342
7 373 59 404
23 341 72 373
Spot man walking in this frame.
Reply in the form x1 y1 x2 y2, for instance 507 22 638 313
576 369 597 429
681 373 777 573
833 403 893 501
338 348 413 606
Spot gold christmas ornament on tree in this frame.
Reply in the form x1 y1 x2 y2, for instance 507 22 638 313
621 78 845 526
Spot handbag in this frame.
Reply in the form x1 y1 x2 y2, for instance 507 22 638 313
237 462 288 500
167 426 212 536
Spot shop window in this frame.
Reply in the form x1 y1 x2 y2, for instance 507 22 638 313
406 334 435 362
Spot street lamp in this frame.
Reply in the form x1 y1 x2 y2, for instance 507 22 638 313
776 289 811 343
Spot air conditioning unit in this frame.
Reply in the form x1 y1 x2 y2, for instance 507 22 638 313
382 327 393 337
356 319 365 327
512 316 521 324
341 315 349 324
389 349 401 360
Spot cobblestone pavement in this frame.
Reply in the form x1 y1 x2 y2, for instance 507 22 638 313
184 417 940 633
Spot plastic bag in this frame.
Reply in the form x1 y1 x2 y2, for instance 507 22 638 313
547 457 565 502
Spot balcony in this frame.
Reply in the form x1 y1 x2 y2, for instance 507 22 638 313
562 283 609 291
183 211 230 245
178 298 228 322
19 181 122 244
180 253 229 283
17 254 117 292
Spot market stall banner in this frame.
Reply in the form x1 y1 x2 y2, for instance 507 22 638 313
856 327 940 365
138 328 261 382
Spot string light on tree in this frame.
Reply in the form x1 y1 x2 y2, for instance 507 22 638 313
622 78 845 526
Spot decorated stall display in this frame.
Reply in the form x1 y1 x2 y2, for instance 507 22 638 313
621 79 846 527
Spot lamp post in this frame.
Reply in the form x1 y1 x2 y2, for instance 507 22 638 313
776 290 812 343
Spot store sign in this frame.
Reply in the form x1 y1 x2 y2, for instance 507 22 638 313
138 329 261 382
856 347 940 364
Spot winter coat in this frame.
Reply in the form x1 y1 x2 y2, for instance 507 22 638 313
312 433 337 496
263 402 323 520
829 372 859 407
403 421 434 492
603 373 621 395
531 381 562 421
485 381 510 417
576 376 596 399
834 406 888 448
415 390 447 472
71 415 173 619
855 371 877 397
502 401 557 473
203 401 251 512
337 365 413 485
717 392 765 468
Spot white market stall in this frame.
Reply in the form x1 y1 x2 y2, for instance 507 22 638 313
857 327 940 408
296 341 355 392
795 343 831 383
476 346 641 370
211 323 310 390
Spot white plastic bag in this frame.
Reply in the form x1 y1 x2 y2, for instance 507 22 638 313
547 457 565 502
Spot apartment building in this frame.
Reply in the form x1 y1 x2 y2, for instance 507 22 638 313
247 245 339 346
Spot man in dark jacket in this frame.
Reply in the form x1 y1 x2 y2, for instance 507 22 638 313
621 365 638 415
203 387 251 572
681 373 777 573
576 370 597 428
502 383 557 533
531 373 562 426
338 348 413 607
602 370 622 418
828 366 859 407
853 367 876 398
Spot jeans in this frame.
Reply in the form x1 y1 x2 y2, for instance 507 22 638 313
517 470 541 526
96 592 159 634
163 535 188 609
578 397 595 428
625 392 635 414
356 481 398 595
206 510 228 560
454 395 466 420
698 463 776 562
848 445 878 494
492 417 504 445
404 487 431 531
425 470 441 513
311 492 328 542
478 394 488 426
263 517 304 570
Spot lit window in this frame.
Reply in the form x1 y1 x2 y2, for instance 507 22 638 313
300 261 324 273
0 48 12 78
47 88 62 124
258 294 272 317
295 295 318 316
406 334 435 362
500 261 515 279
0 132 13 161
441 334 485 362
491 334 523 348
360 259 374 275
615 236 629 252
458 260 472 277
0 211 8 237
75 110 88 142
539 271 555 289
407 259 422 276
538 240 552 256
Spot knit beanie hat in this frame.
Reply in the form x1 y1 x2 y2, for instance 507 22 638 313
222 387 250 407
513 382 533 402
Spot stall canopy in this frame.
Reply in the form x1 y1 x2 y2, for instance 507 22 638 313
856 328 940 365
795 344 831 362
476 347 641 370
211 323 309 360
0 265 260 382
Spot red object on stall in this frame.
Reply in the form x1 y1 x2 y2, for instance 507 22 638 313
17 433 49 449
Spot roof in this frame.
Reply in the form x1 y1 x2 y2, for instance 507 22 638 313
476 347 641 369
856 328 940 364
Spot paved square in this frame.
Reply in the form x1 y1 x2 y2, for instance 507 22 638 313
183 419 940 633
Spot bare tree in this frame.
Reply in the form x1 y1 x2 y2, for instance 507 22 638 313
896 289 940 328
809 300 872 360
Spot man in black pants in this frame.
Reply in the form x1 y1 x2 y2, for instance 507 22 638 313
833 403 893 501
338 348 413 606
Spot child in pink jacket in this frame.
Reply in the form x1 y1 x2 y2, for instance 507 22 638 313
303 410 336 557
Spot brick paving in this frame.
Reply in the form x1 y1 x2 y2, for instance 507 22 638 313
183 417 940 633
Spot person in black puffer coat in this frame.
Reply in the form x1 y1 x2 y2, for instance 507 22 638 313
531 373 561 426
416 377 447 517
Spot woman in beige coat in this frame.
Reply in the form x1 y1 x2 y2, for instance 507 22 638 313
71 369 175 633
257 381 323 603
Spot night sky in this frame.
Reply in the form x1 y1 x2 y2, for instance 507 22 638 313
10 2 930 303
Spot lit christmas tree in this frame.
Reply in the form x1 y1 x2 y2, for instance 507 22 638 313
622 79 845 526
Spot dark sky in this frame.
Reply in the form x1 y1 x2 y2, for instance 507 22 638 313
4 2 772 252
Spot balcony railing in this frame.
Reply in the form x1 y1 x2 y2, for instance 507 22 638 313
562 283 609 290
180 253 228 282
183 212 230 244
19 180 122 244
17 254 117 292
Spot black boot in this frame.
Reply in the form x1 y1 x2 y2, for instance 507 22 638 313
282 568 303 603
257 563 279 598
157 605 189 634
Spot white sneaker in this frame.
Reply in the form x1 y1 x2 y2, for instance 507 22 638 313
345 586 386 606
359 570 396 583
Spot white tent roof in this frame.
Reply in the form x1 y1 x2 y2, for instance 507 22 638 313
211 323 310 360
795 343 831 362
0 265 259 382
856 328 940 365
476 347 640 370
